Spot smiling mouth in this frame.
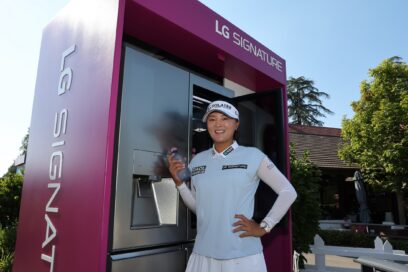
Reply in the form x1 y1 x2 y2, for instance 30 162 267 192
214 130 225 134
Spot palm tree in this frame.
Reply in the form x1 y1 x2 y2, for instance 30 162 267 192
287 76 333 126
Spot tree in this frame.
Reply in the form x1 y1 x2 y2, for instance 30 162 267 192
0 133 27 272
0 173 21 270
339 57 408 224
290 144 321 267
287 76 333 126
0 173 23 227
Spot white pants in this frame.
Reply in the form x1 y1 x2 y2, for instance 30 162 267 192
185 252 267 272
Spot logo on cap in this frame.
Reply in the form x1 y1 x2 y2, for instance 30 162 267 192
208 102 232 111
202 100 239 122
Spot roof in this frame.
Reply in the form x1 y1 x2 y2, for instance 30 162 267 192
288 124 358 169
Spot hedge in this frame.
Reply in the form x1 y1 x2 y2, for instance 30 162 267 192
317 229 408 253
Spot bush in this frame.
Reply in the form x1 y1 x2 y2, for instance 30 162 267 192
389 239 408 253
0 224 17 253
318 229 372 248
317 229 408 253
0 173 23 272
290 145 321 266
0 223 17 272
0 173 23 227
0 251 13 272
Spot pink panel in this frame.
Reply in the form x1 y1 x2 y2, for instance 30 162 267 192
262 229 290 271
14 0 291 271
13 0 124 271
124 0 286 91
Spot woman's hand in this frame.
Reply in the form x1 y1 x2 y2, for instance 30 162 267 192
167 152 185 187
232 214 267 238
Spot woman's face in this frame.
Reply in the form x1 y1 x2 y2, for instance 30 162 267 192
207 111 239 146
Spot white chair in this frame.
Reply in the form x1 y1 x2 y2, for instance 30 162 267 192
293 250 300 272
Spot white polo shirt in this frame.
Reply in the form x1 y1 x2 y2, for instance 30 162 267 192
188 142 265 259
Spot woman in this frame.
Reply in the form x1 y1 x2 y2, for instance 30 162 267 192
168 100 297 272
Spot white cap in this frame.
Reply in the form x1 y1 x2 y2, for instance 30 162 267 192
202 100 239 122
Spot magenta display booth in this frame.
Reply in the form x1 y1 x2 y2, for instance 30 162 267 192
13 0 292 271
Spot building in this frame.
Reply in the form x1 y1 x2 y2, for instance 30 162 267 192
288 124 405 225
13 154 26 175
288 124 360 220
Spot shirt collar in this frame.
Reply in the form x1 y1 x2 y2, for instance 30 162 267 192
211 141 239 158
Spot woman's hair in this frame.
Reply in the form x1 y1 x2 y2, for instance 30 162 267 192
227 99 240 140
233 126 240 140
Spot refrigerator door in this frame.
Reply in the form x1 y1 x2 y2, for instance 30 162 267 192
233 89 289 227
112 45 190 251
110 246 187 272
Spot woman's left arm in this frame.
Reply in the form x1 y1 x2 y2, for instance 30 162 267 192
233 156 297 237
257 157 297 230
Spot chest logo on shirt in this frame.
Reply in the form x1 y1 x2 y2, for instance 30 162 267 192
222 164 248 170
192 165 206 176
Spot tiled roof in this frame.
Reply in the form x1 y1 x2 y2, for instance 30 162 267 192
289 124 358 169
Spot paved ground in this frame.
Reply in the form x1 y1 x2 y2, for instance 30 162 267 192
301 254 408 272
303 253 360 269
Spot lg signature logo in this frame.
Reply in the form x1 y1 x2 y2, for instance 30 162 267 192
41 44 76 272
215 19 283 72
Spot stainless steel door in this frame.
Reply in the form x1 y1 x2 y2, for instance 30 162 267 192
110 246 187 272
112 45 190 251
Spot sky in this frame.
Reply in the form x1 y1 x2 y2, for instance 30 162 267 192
1 0 407 176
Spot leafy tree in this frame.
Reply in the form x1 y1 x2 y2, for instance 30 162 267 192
287 76 333 126
339 57 408 224
0 133 27 271
0 173 22 272
0 173 23 227
290 144 321 267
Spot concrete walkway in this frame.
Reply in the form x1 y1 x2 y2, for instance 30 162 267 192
301 253 360 272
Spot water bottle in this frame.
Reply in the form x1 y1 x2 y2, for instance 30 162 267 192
169 148 191 182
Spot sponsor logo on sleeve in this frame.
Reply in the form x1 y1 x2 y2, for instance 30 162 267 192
266 158 275 170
